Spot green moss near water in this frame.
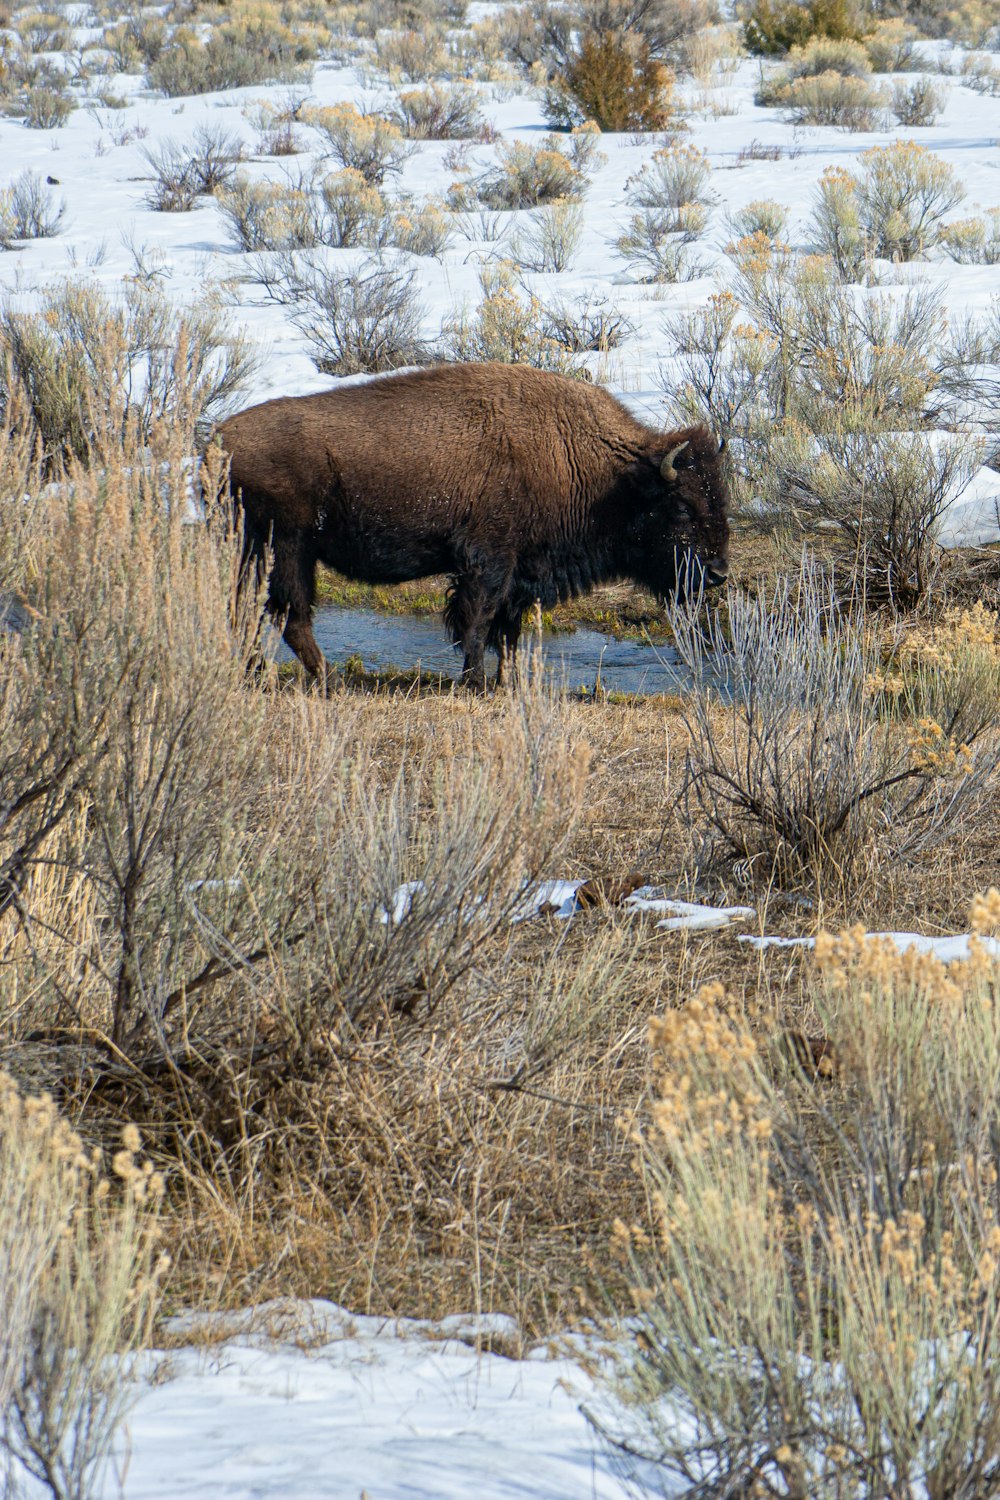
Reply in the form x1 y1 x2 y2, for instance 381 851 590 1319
315 568 675 643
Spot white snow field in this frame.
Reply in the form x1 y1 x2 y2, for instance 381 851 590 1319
3 20 1000 511
13 1301 651 1500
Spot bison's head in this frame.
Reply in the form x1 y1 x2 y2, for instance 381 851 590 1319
626 425 730 603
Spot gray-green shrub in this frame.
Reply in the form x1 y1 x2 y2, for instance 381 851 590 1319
216 170 323 251
664 563 1000 886
303 102 413 184
374 26 448 80
442 263 588 375
23 80 75 127
141 128 243 212
0 171 64 245
942 209 1000 264
811 142 966 271
615 144 712 281
392 82 487 139
0 279 256 463
863 15 924 69
891 74 947 124
755 31 874 102
286 254 429 375
472 137 586 210
147 21 313 96
778 69 887 127
510 199 584 272
726 196 788 242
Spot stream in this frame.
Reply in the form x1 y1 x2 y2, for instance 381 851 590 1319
280 605 693 696
0 594 693 696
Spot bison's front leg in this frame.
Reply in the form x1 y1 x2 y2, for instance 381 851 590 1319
447 570 496 692
493 606 523 689
461 634 488 693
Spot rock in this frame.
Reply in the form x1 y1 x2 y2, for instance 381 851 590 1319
575 872 649 909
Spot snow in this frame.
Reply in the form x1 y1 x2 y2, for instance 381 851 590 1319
515 876 585 920
623 888 756 930
380 877 428 925
15 1300 650 1500
742 931 1000 961
3 39 1000 543
387 877 757 928
936 461 1000 548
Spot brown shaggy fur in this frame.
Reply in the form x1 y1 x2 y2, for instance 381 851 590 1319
217 362 730 688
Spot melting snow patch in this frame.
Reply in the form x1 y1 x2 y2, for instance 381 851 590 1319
75 1298 643 1500
741 935 814 952
514 879 585 921
380 879 427 925
385 880 755 929
742 932 1000 962
936 462 1000 549
623 889 756 931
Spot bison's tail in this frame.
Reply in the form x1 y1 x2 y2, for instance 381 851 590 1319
238 512 273 592
192 422 239 536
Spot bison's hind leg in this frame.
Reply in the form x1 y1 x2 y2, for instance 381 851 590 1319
268 528 327 683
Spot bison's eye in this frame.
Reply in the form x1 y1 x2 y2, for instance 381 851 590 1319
676 493 702 521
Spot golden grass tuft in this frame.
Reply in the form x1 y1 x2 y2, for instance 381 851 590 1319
597 917 1000 1494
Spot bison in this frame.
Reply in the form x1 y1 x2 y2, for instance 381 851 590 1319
217 362 730 690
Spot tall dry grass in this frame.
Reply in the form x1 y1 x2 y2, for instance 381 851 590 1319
0 1075 165 1500
595 914 1000 1498
1 351 627 1331
667 566 1000 898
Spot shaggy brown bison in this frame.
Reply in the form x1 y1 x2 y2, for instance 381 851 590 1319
217 362 730 690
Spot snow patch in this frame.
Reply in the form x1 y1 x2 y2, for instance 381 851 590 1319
383 879 756 929
50 1299 645 1500
624 888 756 931
742 932 1000 961
936 463 1000 549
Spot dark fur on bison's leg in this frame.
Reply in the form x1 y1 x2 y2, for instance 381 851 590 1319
446 571 496 692
492 606 522 689
267 528 327 684
461 633 488 693
282 611 326 683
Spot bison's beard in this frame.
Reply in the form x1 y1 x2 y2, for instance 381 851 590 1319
655 549 726 609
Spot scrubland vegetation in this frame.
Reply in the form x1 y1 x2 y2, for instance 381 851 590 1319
6 0 1000 1488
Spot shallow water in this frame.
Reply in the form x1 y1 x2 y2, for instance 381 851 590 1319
281 605 692 696
1 594 691 695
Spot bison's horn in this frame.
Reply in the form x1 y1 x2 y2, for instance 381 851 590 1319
660 441 690 481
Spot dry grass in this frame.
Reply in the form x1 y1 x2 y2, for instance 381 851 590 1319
4 353 998 1345
6 619 995 1339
